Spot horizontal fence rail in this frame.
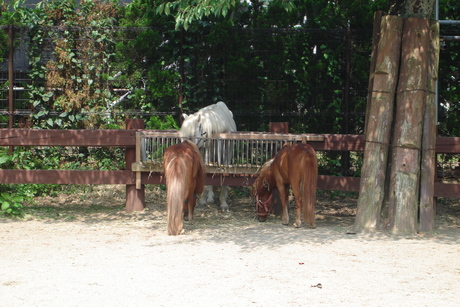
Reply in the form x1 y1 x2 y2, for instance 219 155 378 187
0 129 459 199
1 128 459 152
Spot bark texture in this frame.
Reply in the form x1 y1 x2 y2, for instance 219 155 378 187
419 20 440 232
355 14 403 231
388 18 430 234
355 10 440 234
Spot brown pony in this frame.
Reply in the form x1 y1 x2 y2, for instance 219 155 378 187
164 140 206 235
252 143 318 228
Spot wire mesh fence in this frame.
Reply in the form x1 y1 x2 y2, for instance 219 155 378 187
0 25 458 135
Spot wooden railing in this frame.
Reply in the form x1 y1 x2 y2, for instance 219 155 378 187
1 122 459 210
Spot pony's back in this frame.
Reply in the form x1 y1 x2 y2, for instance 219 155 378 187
179 101 236 139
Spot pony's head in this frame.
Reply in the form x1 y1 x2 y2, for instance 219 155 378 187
252 159 274 222
179 102 236 149
180 113 207 148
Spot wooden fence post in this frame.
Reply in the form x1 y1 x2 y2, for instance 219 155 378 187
125 119 145 212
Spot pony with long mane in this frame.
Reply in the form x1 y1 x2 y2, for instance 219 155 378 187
163 140 206 235
179 101 237 211
252 143 318 228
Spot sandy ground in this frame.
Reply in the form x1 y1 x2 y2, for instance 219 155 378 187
1 185 459 306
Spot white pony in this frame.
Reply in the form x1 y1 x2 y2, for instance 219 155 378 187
179 101 237 211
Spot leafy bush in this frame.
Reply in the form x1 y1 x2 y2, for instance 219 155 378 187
146 115 179 130
0 193 24 217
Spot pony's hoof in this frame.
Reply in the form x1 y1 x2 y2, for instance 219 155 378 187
258 217 266 222
293 222 301 228
309 224 316 229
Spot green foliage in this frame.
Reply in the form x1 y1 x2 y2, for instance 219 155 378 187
18 0 122 129
5 0 454 137
0 192 24 217
156 0 297 30
436 0 460 136
146 115 179 130
0 149 23 217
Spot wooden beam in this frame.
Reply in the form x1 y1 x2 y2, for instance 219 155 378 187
0 129 138 147
435 137 460 153
434 182 460 198
1 128 458 153
311 134 365 151
1 169 458 197
0 169 135 184
317 175 360 192
217 132 324 142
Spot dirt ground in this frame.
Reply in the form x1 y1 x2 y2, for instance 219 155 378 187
1 185 459 306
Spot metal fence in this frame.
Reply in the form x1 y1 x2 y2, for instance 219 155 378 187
0 25 459 135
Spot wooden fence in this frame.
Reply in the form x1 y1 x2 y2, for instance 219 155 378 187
0 119 459 211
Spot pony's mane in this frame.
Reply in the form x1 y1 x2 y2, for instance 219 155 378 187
184 139 201 158
259 158 273 177
254 158 274 193
179 101 237 138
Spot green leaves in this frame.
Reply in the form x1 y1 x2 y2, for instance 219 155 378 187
0 193 25 218
155 0 295 30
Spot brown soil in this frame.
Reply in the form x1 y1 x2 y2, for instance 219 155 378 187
1 185 459 306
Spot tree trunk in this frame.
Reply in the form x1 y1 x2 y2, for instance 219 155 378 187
355 14 403 231
357 1 439 234
387 18 430 234
419 20 440 232
388 0 436 18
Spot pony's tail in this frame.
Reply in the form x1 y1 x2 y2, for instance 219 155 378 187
165 157 187 235
301 149 318 228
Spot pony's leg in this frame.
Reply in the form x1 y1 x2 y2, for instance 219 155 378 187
188 196 195 224
198 186 214 207
290 183 302 228
199 186 214 206
198 192 207 207
278 184 289 225
206 186 215 203
303 188 316 229
305 202 316 229
183 200 190 221
184 191 197 224
219 186 229 212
